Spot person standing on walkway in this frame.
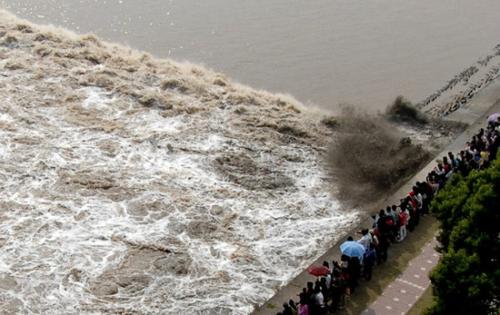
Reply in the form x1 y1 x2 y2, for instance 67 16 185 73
357 228 372 250
282 303 294 315
298 294 309 315
347 256 361 293
362 243 377 281
398 207 409 241
313 287 326 314
288 300 298 315
375 209 391 263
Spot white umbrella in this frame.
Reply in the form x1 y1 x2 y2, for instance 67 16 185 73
487 112 500 123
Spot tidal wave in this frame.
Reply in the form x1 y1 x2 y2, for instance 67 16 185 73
0 9 359 314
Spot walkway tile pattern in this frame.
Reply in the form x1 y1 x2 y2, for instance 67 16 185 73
362 238 439 315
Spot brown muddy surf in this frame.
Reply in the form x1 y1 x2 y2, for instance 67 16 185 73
0 9 361 315
2 0 500 111
326 108 431 206
0 6 496 315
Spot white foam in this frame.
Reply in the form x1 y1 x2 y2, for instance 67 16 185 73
0 16 361 314
0 113 14 123
81 87 113 110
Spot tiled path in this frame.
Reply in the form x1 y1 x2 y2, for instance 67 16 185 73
362 238 439 315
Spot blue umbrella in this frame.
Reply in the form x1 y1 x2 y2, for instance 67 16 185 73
340 241 365 260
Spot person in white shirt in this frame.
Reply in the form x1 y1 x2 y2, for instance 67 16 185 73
314 287 325 309
357 228 372 250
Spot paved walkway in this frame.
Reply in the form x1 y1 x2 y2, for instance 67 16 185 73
362 238 439 315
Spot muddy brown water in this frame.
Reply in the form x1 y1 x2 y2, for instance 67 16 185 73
0 2 499 314
1 0 499 111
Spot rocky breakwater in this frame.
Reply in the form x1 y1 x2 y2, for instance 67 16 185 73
0 10 359 314
418 44 500 117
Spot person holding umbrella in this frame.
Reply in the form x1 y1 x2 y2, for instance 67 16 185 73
307 265 330 277
487 112 500 126
340 236 365 261
340 236 364 293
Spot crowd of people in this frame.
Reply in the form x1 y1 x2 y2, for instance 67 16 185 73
275 116 500 315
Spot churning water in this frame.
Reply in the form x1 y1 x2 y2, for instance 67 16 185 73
1 2 499 314
1 0 500 110
0 10 359 314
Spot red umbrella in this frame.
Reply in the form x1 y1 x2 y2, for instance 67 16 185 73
307 265 330 277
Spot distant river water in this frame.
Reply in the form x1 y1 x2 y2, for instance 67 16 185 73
1 0 499 111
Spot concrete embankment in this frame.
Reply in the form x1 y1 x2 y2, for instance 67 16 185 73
252 81 500 315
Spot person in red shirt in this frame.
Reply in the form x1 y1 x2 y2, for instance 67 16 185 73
398 208 409 241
